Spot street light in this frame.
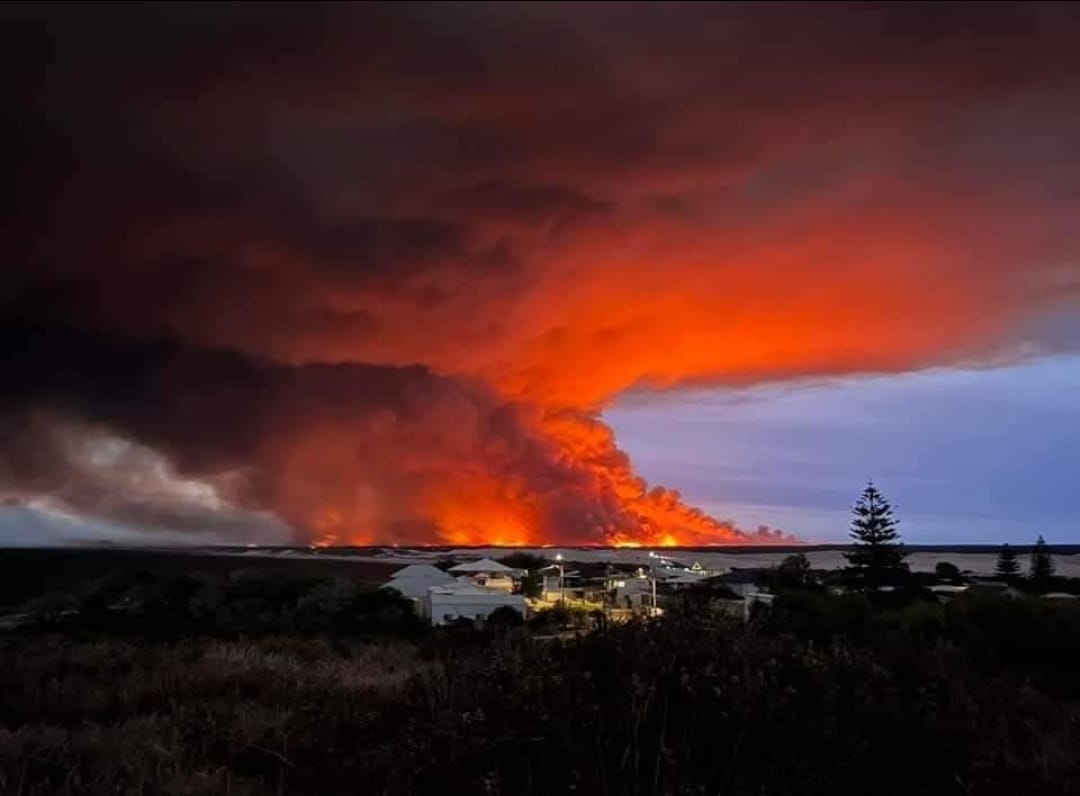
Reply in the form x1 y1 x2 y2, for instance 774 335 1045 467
555 553 564 603
647 552 658 614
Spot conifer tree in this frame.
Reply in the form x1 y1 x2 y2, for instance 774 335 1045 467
1029 535 1056 589
844 481 907 585
995 543 1019 579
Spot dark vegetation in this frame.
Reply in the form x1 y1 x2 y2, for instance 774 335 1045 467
844 481 908 586
23 569 424 639
0 548 399 611
996 543 1020 578
498 552 549 598
3 557 1080 794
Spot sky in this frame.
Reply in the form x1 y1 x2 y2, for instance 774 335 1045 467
3 2 1080 547
607 356 1080 544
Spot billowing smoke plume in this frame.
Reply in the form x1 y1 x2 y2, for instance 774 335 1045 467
4 3 1080 544
1 320 760 544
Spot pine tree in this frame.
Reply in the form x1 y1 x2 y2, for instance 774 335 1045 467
1029 535 1056 590
844 481 907 586
995 544 1019 579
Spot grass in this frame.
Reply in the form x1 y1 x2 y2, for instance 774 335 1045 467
0 634 422 796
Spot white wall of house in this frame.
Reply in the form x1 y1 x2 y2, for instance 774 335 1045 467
460 573 516 592
727 581 760 598
424 586 527 626
613 577 653 609
381 564 455 617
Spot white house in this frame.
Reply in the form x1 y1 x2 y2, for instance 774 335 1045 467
930 584 969 602
381 564 455 614
657 570 713 589
720 569 769 598
614 576 654 609
447 558 521 592
711 591 774 621
424 581 527 626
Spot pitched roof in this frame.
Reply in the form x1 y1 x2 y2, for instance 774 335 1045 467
661 571 711 585
428 582 528 604
389 564 453 581
448 558 516 573
721 569 766 584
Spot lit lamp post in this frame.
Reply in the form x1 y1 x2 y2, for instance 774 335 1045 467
555 553 565 604
647 551 658 614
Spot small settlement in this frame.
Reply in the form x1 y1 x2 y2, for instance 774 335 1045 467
381 553 774 626
382 558 528 625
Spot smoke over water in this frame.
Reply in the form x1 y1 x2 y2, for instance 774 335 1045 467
4 4 1080 544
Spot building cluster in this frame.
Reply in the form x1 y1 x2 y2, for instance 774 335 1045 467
382 559 528 625
381 553 775 626
926 580 1078 602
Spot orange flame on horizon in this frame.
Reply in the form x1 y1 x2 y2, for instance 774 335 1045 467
284 402 795 548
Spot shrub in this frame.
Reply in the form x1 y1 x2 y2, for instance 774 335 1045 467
485 605 525 629
934 561 962 581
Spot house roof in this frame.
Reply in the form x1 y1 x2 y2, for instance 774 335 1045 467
720 569 765 584
388 564 453 581
661 571 711 585
705 585 745 601
448 558 517 573
428 582 528 604
382 564 454 598
433 581 499 595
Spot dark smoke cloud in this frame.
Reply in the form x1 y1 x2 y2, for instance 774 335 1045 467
2 317 751 543
3 3 1080 543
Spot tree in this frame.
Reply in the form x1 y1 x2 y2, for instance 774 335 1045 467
774 553 814 590
485 605 524 630
500 553 548 598
517 570 544 599
498 552 549 571
844 481 907 586
995 544 1020 579
934 561 961 581
1030 535 1056 590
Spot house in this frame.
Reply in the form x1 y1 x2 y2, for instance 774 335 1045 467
744 592 775 618
968 581 1023 599
719 568 771 598
712 595 746 618
679 574 774 620
657 570 713 589
540 570 574 602
448 558 521 592
424 581 528 626
538 569 610 605
930 584 969 602
614 576 654 610
381 564 454 604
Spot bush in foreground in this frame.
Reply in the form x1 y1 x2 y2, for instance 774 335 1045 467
3 592 1080 795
